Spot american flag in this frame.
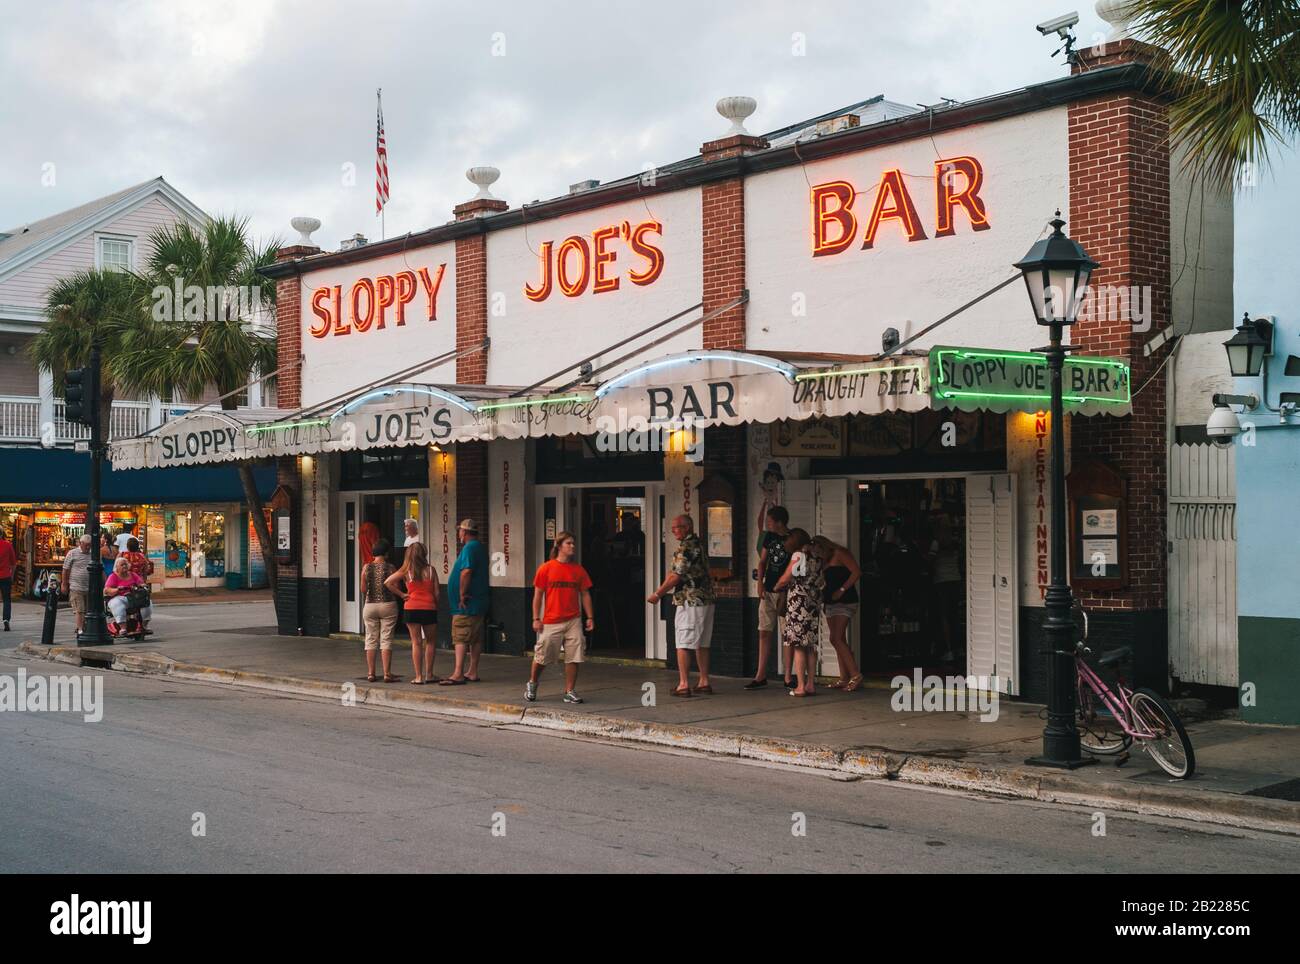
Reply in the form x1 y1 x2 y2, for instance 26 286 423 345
375 89 389 216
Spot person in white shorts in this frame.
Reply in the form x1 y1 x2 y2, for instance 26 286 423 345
647 515 715 698
526 531 594 704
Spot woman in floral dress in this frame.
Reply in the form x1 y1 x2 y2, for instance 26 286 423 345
774 528 825 697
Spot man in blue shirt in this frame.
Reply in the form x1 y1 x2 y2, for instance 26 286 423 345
441 518 489 684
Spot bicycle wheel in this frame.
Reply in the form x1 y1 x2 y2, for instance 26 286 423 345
1077 682 1131 756
1130 688 1196 779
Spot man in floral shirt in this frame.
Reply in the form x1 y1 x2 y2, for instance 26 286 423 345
648 515 714 698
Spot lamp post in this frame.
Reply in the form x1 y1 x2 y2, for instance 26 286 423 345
1016 212 1098 768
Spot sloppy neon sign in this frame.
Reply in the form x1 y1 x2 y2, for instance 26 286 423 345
810 156 990 257
308 264 447 338
525 219 664 301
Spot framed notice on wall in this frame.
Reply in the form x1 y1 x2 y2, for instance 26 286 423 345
1068 460 1128 589
770 417 844 457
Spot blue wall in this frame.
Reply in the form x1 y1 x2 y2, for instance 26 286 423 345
1231 317 1300 723
0 448 275 503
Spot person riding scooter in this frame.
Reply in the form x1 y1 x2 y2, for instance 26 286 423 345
105 556 152 637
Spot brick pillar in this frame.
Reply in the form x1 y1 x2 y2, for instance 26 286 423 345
697 133 766 671
274 243 320 408
271 243 317 633
699 133 766 350
1067 40 1172 688
451 196 505 558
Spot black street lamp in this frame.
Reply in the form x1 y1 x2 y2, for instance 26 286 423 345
1223 312 1273 378
1015 212 1098 769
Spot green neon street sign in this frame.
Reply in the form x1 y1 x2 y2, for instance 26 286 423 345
929 346 1131 412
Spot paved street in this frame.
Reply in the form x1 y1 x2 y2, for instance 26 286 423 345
2 647 1297 873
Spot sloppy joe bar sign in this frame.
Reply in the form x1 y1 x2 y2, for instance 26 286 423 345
299 242 458 409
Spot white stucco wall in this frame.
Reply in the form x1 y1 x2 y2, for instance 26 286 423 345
484 189 703 388
744 107 1069 356
298 242 457 409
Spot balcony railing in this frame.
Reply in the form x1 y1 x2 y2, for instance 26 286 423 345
0 396 214 446
0 396 41 443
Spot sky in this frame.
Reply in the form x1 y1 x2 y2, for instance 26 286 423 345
0 0 1292 319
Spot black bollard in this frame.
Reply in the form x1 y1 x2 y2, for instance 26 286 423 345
40 583 59 647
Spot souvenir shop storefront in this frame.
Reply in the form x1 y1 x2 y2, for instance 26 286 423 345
2 446 277 597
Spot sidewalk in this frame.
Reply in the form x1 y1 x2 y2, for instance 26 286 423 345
14 629 1300 835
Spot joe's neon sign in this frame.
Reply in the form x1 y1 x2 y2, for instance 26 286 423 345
525 219 665 301
810 156 990 257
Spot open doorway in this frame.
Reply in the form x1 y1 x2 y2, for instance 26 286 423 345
579 487 646 660
856 477 967 677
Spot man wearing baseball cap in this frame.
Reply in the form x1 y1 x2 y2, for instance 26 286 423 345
441 518 490 684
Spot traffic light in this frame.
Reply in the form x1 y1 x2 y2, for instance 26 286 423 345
63 362 98 428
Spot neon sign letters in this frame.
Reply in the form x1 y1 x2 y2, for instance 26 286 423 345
810 156 990 257
525 219 664 301
308 264 447 338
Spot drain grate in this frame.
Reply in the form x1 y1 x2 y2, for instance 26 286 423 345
1244 778 1300 801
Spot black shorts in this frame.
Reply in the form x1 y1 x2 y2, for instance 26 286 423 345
404 609 438 625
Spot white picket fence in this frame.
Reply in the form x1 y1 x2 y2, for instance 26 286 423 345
1168 442 1237 687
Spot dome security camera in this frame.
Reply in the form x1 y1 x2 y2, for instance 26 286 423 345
1206 403 1241 447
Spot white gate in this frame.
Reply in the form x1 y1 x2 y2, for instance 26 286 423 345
1168 443 1238 686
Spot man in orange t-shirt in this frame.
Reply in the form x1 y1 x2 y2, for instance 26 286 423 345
526 530 593 704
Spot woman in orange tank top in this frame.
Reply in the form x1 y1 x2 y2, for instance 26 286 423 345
386 542 440 684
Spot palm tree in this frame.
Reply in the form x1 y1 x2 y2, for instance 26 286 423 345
31 268 149 442
116 216 282 588
1130 0 1300 188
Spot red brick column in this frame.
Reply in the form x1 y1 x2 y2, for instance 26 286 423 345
451 198 505 529
699 134 765 351
1066 40 1172 679
269 244 319 632
273 243 319 408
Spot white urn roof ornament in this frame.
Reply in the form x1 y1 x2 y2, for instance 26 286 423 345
1096 0 1138 42
289 216 321 246
466 166 501 201
716 96 757 137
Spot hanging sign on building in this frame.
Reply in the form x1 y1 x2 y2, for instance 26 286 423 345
929 346 1131 416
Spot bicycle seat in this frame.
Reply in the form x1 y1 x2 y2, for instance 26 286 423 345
1097 645 1132 667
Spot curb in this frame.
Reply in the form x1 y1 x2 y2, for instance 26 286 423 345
12 642 1295 835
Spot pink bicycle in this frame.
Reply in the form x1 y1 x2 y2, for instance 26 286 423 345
1072 607 1195 779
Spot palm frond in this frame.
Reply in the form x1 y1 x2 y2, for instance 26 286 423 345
1130 0 1300 188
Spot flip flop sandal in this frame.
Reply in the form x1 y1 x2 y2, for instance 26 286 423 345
367 675 377 683
382 675 398 683
411 679 426 685
693 685 714 694
827 679 849 690
464 676 481 683
439 677 468 686
670 686 693 698
843 675 865 692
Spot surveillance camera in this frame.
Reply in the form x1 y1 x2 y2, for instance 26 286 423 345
1037 12 1079 37
1206 403 1241 446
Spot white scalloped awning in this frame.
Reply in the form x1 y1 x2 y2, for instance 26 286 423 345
110 346 1129 471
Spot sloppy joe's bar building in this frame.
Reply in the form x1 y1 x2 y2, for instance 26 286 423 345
111 40 1231 701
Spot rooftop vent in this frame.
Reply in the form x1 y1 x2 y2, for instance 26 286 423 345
340 233 368 251
814 113 861 137
569 179 600 194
